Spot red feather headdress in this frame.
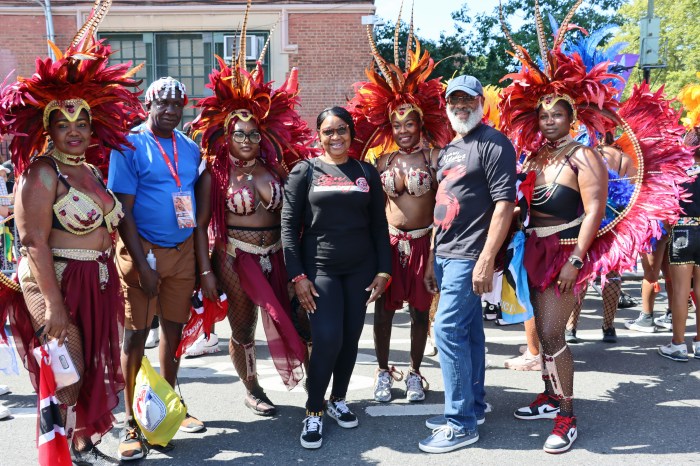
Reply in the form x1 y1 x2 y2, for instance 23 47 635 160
0 0 144 175
498 0 620 154
346 1 454 160
189 0 314 242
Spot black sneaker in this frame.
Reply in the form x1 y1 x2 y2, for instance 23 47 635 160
483 302 498 321
654 311 672 330
326 398 358 428
565 329 579 344
602 326 617 343
300 413 323 449
617 291 637 308
71 445 120 465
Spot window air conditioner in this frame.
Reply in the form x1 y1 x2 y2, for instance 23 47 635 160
224 35 261 61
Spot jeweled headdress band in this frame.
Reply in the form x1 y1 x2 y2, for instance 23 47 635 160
42 99 92 130
390 103 423 122
145 77 188 105
224 109 256 135
537 94 578 123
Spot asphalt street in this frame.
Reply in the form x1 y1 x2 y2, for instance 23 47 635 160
1 278 699 465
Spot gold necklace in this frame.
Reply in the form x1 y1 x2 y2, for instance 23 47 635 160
51 148 85 166
234 158 257 180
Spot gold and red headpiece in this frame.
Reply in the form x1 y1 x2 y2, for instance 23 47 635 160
0 0 144 175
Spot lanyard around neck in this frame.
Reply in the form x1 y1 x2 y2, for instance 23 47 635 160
149 128 181 189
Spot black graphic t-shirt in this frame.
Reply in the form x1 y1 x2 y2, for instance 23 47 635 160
680 164 700 217
282 158 391 276
434 124 517 260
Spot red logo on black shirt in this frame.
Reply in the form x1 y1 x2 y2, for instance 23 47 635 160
434 165 466 230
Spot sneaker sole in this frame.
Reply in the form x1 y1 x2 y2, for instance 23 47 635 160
374 394 392 402
504 361 541 371
657 348 688 362
418 434 479 453
179 424 205 433
625 323 657 333
184 346 221 358
514 409 559 420
300 437 323 449
407 393 426 402
117 449 145 461
326 410 358 428
543 430 577 454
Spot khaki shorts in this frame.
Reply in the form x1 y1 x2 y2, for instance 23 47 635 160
116 234 195 330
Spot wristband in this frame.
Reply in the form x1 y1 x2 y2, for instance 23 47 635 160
291 273 307 283
376 272 392 280
200 270 212 276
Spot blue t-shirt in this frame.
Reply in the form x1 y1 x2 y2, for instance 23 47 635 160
108 123 201 247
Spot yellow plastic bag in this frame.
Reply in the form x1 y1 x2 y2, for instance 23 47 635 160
132 356 186 446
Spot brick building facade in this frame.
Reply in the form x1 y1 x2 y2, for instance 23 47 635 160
0 0 377 127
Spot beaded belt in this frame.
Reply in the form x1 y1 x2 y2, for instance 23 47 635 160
20 246 112 290
226 237 282 274
526 214 585 238
389 225 432 268
675 217 700 226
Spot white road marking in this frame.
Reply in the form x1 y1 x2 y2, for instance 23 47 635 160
365 403 443 417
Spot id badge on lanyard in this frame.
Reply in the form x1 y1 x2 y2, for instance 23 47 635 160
150 129 196 229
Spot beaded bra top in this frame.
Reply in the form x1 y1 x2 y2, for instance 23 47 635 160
380 149 435 198
226 168 283 216
44 157 124 235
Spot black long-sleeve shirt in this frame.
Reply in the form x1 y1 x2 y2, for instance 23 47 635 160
282 157 391 278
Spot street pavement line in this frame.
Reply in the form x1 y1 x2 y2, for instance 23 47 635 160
365 403 443 417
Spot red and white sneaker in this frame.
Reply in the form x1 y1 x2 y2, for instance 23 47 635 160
513 392 560 420
543 414 577 453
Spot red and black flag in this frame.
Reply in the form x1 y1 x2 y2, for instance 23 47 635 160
37 346 72 466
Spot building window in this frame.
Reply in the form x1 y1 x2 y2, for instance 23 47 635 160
100 31 270 127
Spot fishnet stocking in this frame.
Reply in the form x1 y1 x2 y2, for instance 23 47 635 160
533 286 577 413
566 283 588 332
213 229 278 393
20 262 86 446
601 272 622 329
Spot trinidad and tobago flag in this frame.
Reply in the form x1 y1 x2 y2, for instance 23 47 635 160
37 346 72 466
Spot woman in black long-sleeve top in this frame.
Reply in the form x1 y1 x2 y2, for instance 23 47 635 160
282 107 391 449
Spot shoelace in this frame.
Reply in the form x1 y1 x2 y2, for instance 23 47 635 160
406 371 429 391
550 415 574 438
375 371 393 391
431 425 455 440
333 400 351 415
304 416 322 433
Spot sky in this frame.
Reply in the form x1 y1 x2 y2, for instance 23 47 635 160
373 0 500 42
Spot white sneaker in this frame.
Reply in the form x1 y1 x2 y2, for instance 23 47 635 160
0 404 10 420
184 333 220 358
0 385 10 396
693 341 700 360
144 328 159 349
373 367 402 402
405 370 428 402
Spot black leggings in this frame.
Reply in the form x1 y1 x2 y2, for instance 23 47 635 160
305 266 375 412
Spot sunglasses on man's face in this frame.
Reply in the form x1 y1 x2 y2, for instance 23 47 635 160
231 130 262 144
447 95 479 105
320 126 349 138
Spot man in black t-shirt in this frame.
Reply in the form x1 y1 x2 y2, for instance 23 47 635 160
420 75 516 454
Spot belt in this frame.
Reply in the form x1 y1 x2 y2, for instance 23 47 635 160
226 237 281 274
20 246 112 290
526 214 585 238
389 225 432 268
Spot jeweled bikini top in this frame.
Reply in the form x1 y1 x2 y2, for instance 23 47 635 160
44 157 124 235
226 163 283 216
380 149 435 198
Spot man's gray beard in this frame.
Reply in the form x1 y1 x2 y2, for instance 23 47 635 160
448 103 483 135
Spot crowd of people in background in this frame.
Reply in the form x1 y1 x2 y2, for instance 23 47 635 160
0 0 699 463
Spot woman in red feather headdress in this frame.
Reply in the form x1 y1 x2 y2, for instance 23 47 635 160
346 3 453 404
498 0 687 453
0 0 143 461
189 0 313 417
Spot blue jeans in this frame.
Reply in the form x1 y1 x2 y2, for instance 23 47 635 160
433 256 486 432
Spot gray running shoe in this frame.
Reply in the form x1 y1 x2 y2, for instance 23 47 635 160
654 311 673 330
625 312 657 333
657 342 688 362
565 329 579 343
373 367 402 402
405 370 427 402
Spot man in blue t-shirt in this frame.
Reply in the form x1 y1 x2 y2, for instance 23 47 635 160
419 75 517 454
108 77 204 461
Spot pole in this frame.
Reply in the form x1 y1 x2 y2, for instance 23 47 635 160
642 0 654 84
32 0 55 59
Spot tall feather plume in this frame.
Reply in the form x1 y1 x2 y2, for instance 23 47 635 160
237 0 252 72
70 0 101 47
405 1 415 69
257 19 277 65
534 0 550 77
394 0 404 66
72 0 112 51
499 0 527 63
554 0 584 49
367 25 395 92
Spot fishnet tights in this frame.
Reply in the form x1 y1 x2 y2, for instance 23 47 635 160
567 272 621 331
213 230 276 393
533 285 577 413
20 261 86 447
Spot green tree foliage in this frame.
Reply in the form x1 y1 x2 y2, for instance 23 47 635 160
614 0 700 98
455 0 624 86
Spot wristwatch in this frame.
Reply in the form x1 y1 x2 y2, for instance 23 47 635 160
568 255 584 270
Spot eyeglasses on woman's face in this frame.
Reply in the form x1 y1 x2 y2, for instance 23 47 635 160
231 130 262 144
320 126 349 138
